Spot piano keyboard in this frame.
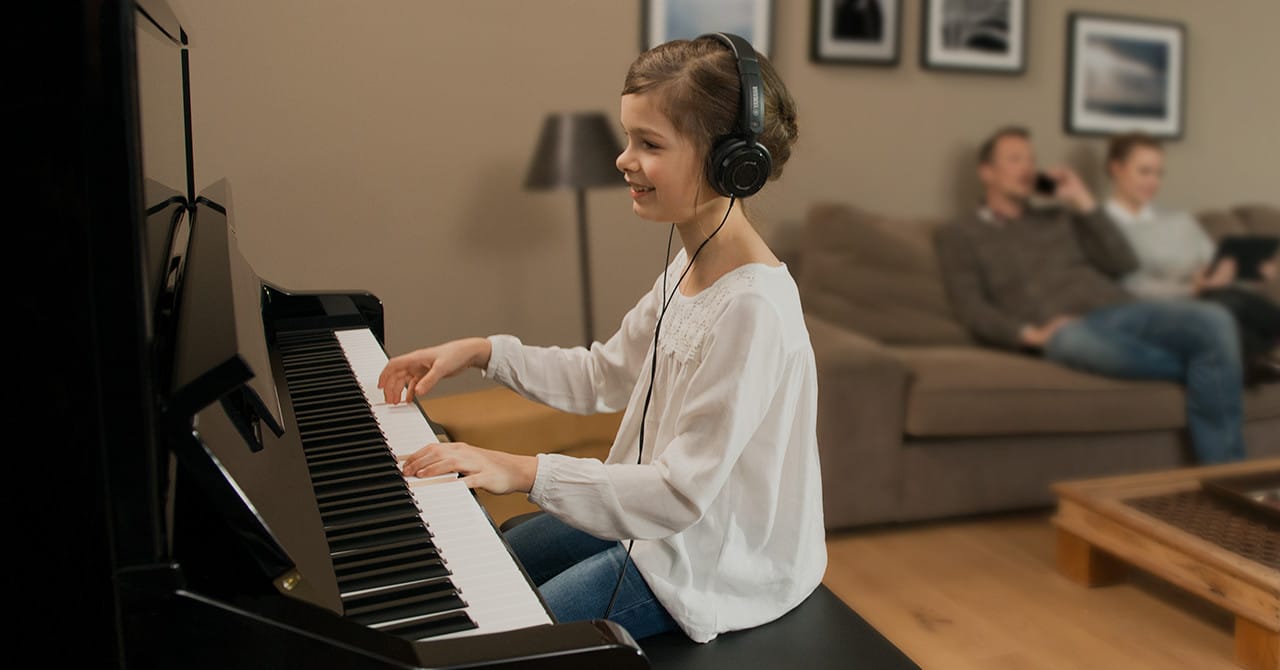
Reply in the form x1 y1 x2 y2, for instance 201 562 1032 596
274 327 551 642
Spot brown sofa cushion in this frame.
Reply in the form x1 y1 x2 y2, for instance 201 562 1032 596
1235 203 1280 236
1200 205 1280 303
897 345 1280 437
798 203 972 346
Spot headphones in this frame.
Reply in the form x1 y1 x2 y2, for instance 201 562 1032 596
701 32 772 199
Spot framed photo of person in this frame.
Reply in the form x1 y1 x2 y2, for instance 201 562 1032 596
810 0 902 66
1065 13 1186 139
642 0 774 56
920 0 1027 74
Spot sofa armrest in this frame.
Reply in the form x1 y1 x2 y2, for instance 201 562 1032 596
805 314 912 529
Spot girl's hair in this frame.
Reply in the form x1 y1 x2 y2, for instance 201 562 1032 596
621 36 798 182
1106 131 1163 164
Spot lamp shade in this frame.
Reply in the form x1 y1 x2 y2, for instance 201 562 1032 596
524 112 626 190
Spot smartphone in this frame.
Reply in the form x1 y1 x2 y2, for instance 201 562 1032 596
1034 172 1057 196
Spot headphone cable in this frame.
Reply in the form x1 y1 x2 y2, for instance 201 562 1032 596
601 196 736 621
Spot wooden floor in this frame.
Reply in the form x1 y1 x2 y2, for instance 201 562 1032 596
823 509 1242 670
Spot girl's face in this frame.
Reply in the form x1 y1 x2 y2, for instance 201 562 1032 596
616 92 714 224
1109 145 1164 208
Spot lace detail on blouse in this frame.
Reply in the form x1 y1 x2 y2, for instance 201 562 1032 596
657 262 760 364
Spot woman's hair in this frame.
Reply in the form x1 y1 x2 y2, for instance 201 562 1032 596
621 36 798 182
1106 131 1163 165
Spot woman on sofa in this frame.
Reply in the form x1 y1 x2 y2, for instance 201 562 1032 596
1104 131 1280 384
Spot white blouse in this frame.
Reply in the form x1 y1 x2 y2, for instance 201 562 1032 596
482 249 827 643
1106 199 1215 299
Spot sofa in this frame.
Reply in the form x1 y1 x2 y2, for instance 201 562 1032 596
794 202 1280 531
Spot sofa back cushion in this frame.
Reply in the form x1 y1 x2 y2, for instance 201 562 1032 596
797 203 972 346
1198 204 1280 304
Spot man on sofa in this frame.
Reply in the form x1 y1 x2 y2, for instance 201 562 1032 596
932 125 1247 464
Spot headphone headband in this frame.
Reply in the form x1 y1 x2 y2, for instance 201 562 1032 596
698 32 772 198
701 32 765 139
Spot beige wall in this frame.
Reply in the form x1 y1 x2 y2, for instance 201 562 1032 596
171 0 1280 397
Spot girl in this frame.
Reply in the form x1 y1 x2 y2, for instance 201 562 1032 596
377 34 825 644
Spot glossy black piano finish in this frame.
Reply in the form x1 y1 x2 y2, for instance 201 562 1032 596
25 1 649 667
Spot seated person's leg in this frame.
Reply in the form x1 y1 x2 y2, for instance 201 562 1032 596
1048 301 1245 463
538 543 678 640
503 511 618 586
1162 300 1247 463
1043 305 1183 380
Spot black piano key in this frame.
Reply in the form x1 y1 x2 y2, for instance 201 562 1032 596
316 488 410 516
321 497 418 526
302 428 387 449
294 405 374 425
344 579 466 626
309 456 397 479
303 437 389 457
337 557 451 593
311 469 406 494
332 541 441 570
321 503 421 532
314 479 410 505
291 389 370 409
296 414 379 436
326 518 430 552
330 536 438 563
306 446 390 467
280 349 349 364
376 610 477 641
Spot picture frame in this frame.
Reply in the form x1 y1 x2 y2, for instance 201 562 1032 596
642 0 774 56
1065 12 1186 139
810 0 902 66
921 0 1026 74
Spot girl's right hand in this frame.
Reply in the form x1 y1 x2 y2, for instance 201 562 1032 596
377 337 492 404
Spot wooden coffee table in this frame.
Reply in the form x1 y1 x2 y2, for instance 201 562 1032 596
1053 458 1280 670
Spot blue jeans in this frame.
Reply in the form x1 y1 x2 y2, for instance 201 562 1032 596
1044 300 1246 464
503 512 678 640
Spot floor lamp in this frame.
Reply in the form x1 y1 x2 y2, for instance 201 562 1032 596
524 112 625 346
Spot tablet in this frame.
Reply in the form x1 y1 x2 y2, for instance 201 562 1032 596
1211 235 1280 280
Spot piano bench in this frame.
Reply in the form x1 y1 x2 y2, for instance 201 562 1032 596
498 513 920 670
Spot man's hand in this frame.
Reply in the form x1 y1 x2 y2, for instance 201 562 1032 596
1043 166 1096 214
1020 315 1078 349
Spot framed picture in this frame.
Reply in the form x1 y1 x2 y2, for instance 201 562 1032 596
642 0 774 56
810 0 902 66
921 0 1026 74
1065 13 1186 139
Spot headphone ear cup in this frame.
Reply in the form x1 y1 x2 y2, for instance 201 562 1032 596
707 137 773 198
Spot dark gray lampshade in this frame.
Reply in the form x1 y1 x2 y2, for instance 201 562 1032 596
524 112 626 190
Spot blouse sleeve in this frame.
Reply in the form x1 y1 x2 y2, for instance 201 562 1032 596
482 276 662 415
527 293 789 540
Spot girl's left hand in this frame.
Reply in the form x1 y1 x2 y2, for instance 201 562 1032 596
400 442 537 495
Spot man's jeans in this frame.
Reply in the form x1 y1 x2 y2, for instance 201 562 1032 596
1045 299 1246 463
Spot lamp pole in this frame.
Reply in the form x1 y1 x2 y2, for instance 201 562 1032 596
575 188 594 347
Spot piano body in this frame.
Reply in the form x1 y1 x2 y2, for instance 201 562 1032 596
26 1 649 667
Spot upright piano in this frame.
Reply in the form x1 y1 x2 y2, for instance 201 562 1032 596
25 1 648 667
